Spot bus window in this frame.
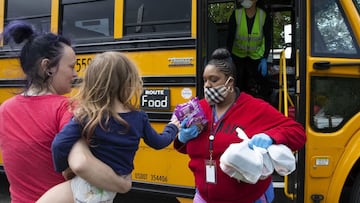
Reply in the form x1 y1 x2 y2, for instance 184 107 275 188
311 0 359 57
123 0 191 38
311 77 360 132
207 2 235 56
4 0 50 42
61 0 114 42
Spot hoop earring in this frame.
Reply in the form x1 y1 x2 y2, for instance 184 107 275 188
229 87 234 93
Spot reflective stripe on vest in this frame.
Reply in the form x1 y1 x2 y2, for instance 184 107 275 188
232 8 266 60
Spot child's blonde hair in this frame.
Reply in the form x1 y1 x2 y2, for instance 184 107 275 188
72 51 143 141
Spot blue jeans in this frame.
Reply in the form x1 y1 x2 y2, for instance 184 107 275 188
254 182 274 203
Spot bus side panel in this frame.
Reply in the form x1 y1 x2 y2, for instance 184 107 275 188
327 126 360 202
127 49 196 189
0 58 24 170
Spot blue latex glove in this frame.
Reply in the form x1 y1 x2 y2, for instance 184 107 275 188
258 58 268 77
248 133 273 149
178 118 199 143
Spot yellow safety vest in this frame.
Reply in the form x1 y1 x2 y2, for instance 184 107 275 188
232 8 266 60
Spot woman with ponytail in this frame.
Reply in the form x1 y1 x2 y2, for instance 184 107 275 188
0 21 131 203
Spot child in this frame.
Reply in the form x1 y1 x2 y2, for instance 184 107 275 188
37 51 180 203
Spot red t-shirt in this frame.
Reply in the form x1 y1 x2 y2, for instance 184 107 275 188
0 95 72 203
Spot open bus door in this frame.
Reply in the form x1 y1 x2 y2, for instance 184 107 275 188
303 0 360 202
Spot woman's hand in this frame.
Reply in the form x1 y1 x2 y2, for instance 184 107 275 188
248 133 273 149
178 118 199 143
62 167 76 180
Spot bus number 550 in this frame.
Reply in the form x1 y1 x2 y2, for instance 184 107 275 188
76 58 92 72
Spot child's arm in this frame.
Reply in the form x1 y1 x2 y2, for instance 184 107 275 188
142 113 179 149
52 118 81 172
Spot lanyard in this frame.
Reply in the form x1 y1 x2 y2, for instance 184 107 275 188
208 91 239 160
208 106 225 161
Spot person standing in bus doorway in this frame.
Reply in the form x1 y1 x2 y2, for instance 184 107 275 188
0 21 131 203
174 48 306 203
227 0 272 102
37 51 180 203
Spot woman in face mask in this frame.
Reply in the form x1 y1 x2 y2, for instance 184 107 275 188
226 0 272 102
173 48 306 203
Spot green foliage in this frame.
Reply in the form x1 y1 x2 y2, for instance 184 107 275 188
272 11 291 48
208 3 235 23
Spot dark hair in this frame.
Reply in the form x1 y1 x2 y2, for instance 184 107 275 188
2 20 72 94
207 48 237 80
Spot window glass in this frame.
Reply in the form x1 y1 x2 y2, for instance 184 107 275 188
311 0 359 57
272 11 291 49
206 2 235 57
61 0 114 42
208 2 234 24
355 0 360 14
311 77 360 132
123 0 191 37
5 0 51 34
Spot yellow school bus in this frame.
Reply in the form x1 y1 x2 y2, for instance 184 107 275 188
0 0 359 202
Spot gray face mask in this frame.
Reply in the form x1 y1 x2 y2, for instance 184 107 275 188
204 77 233 105
241 0 253 8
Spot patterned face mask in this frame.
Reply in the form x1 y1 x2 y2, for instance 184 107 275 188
241 0 253 8
204 77 233 105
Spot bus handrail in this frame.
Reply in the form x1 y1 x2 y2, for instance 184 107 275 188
279 49 296 200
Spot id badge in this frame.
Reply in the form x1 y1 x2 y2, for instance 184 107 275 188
205 160 216 184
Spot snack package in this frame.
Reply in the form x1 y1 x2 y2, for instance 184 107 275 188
174 97 208 132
